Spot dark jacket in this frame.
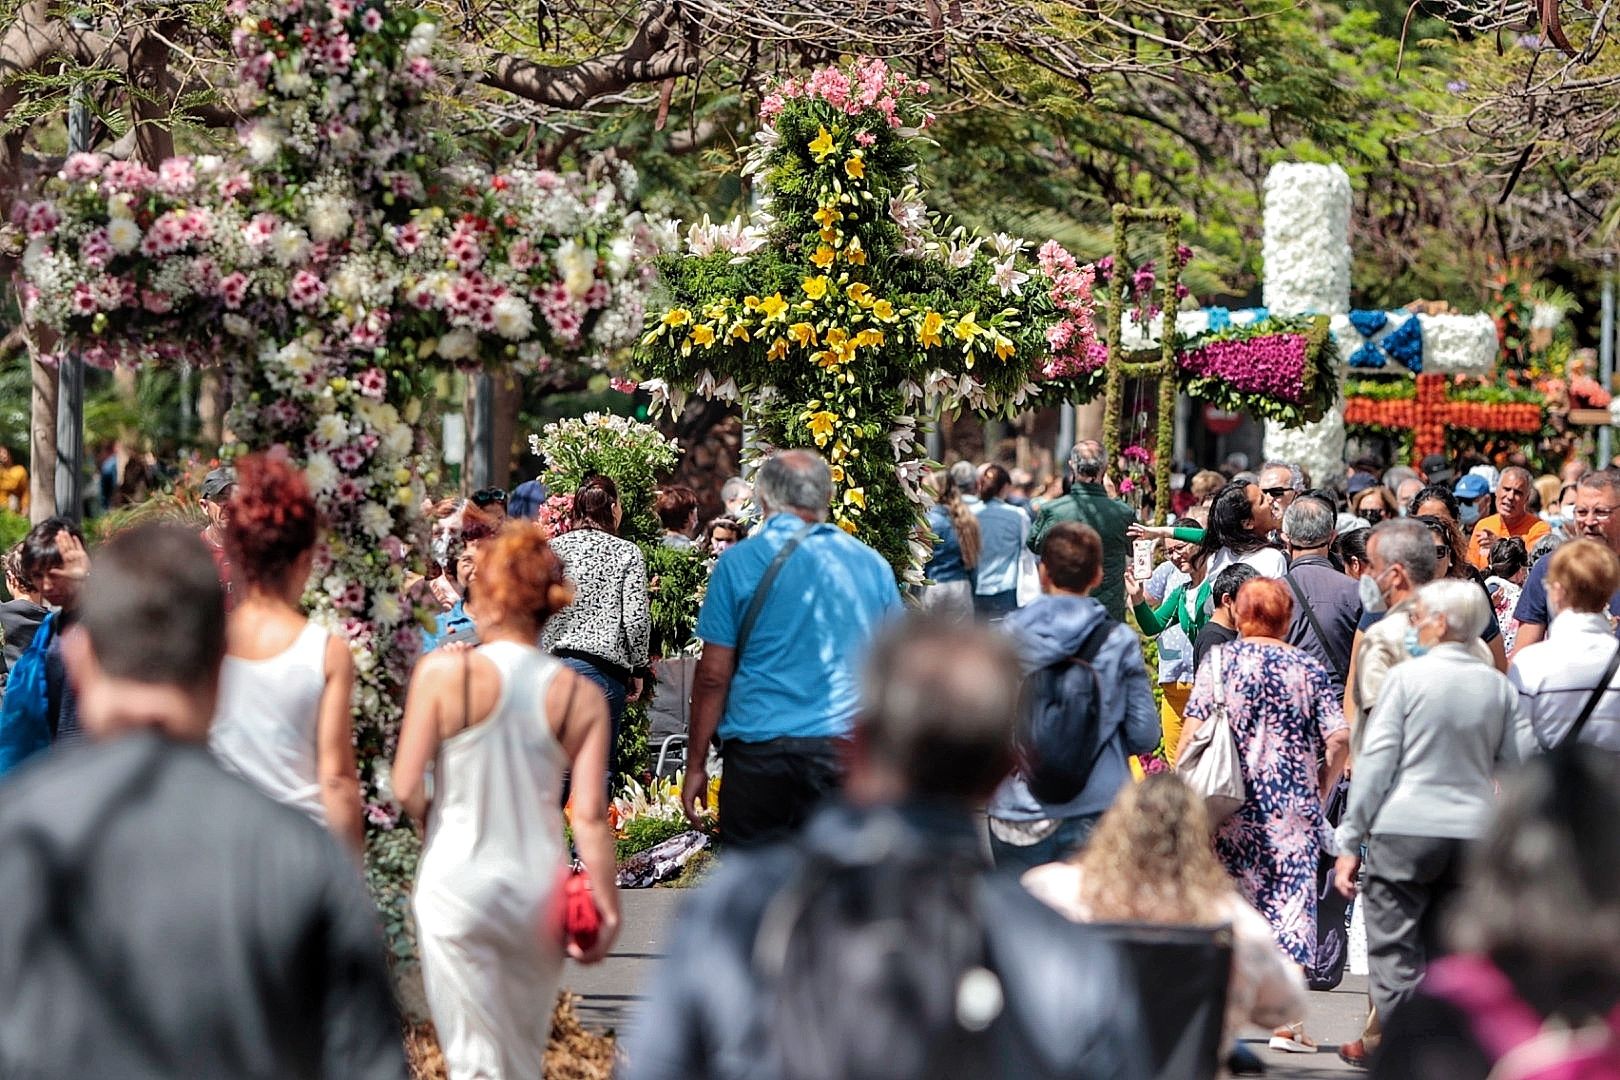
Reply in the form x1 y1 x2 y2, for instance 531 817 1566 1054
621 800 1148 1080
1029 484 1136 622
0 599 46 677
0 734 405 1079
1283 553 1362 695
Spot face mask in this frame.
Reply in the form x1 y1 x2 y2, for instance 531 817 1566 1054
1403 625 1430 658
1460 504 1482 528
1359 571 1388 614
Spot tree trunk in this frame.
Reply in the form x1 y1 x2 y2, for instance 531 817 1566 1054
197 368 225 447
29 350 56 522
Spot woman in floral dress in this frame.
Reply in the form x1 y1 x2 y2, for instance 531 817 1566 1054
1182 577 1350 1055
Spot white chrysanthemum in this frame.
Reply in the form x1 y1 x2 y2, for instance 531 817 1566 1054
306 196 353 243
195 154 223 176
106 192 135 221
315 413 351 445
436 328 478 361
383 421 413 457
305 452 339 494
371 589 402 625
274 65 312 97
556 239 597 299
491 295 534 341
359 502 394 541
107 217 141 255
1262 162 1351 316
329 266 363 301
222 313 254 338
271 224 310 267
244 123 282 165
277 340 317 374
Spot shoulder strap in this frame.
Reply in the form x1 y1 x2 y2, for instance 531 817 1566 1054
1071 617 1113 666
1210 644 1227 707
734 522 816 663
1560 643 1620 750
1285 573 1348 683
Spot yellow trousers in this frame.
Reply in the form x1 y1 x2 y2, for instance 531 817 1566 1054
1131 682 1191 779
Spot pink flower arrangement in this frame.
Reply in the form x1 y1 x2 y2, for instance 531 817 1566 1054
537 493 576 538
1179 333 1310 403
759 58 931 129
1035 240 1101 380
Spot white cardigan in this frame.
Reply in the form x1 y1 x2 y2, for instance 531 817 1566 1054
1509 610 1620 755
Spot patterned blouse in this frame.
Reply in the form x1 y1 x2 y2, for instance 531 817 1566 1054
540 527 651 672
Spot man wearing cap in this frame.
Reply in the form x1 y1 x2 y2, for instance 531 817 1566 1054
1466 466 1547 571
1419 453 1454 488
199 467 236 610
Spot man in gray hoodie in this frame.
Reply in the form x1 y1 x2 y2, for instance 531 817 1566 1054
988 521 1161 871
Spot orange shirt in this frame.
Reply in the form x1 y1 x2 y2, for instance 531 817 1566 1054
1468 512 1549 570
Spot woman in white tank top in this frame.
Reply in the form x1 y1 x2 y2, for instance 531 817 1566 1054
394 522 619 1080
208 454 364 854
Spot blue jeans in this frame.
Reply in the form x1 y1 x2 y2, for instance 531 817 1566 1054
988 813 1101 874
974 590 1019 621
559 656 627 788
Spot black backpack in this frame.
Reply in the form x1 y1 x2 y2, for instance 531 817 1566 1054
1015 619 1115 804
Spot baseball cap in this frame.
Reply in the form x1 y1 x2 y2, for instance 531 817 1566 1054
200 467 236 502
1469 465 1500 492
1421 454 1453 485
1452 474 1490 500
1347 473 1377 496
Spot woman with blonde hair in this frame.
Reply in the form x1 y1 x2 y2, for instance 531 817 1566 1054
1025 773 1306 1057
395 522 619 1078
921 466 980 618
1509 538 1620 754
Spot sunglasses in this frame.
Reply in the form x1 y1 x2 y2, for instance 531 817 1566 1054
1362 508 1387 524
471 487 508 508
1261 487 1293 499
1434 545 1450 560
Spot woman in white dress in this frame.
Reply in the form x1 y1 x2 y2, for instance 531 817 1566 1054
394 522 619 1079
210 453 363 854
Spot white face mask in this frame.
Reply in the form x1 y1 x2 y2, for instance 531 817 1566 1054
1359 569 1390 614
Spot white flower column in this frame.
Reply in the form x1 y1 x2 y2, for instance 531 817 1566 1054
1261 163 1352 484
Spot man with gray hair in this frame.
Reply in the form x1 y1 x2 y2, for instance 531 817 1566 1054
1028 440 1136 621
1258 460 1306 539
1466 465 1548 570
1281 496 1361 698
627 615 1146 1080
683 449 902 848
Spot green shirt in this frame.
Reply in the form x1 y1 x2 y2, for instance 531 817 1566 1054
1028 482 1138 622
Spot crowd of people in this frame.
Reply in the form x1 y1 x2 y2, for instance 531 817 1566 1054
0 433 1617 1079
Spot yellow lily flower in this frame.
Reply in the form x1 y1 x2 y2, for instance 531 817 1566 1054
813 205 843 228
843 487 867 509
919 311 945 349
811 245 837 269
806 410 838 446
803 276 831 301
954 312 982 341
853 329 885 349
845 153 865 179
829 464 846 483
662 308 690 327
789 322 818 347
690 324 716 348
845 238 867 265
872 299 895 320
994 334 1016 360
758 293 788 321
730 323 752 342
767 337 788 362
744 295 761 310
846 282 874 307
837 519 859 535
808 125 836 163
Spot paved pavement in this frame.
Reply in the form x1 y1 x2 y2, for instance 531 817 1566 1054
562 887 1367 1076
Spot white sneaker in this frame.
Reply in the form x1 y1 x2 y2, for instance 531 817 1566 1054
1268 1024 1318 1054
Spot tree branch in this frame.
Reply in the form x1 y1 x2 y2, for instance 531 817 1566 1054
478 2 699 110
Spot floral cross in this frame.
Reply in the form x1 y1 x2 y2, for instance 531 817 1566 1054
636 59 1097 581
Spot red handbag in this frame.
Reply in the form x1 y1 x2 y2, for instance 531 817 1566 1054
560 868 601 951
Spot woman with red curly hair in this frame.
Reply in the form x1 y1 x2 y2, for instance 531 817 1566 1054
393 522 619 1078
1180 576 1349 1055
209 453 363 854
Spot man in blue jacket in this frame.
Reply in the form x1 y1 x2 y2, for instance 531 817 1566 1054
988 521 1161 871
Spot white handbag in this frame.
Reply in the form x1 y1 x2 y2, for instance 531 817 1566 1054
1177 645 1246 826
